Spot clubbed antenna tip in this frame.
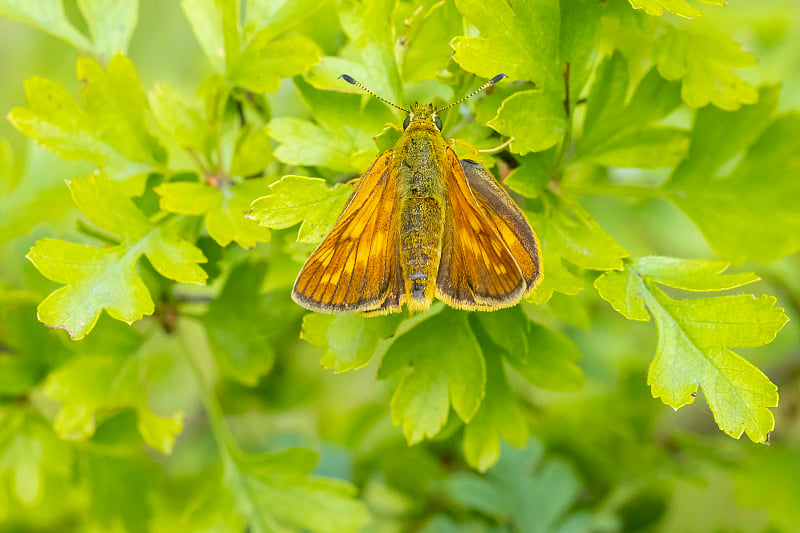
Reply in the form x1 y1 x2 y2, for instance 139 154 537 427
338 74 410 113
437 74 508 113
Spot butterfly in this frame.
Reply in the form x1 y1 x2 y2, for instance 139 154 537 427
292 74 542 315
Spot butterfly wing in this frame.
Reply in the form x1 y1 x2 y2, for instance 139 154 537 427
436 148 527 309
459 158 542 294
293 151 403 314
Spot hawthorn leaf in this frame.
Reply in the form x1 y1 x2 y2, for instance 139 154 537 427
463 349 528 472
507 321 584 392
504 150 553 199
181 0 239 74
27 174 207 339
78 0 138 60
592 268 650 321
0 407 71 507
378 310 486 444
227 447 370 533
8 55 165 192
247 176 352 244
579 54 686 168
43 352 184 453
149 82 215 160
307 0 401 104
653 26 757 110
446 441 584 532
157 179 272 248
0 0 92 50
453 0 566 154
242 0 328 42
204 261 301 385
665 87 800 262
629 0 725 18
231 125 273 178
231 34 321 94
490 90 566 154
595 258 786 442
400 0 462 82
301 313 402 372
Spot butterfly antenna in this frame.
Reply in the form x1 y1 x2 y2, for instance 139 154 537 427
339 74 410 113
437 74 507 113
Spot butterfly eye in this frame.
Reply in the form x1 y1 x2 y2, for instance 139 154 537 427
433 116 443 130
403 116 411 129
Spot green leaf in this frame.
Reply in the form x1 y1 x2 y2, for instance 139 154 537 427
27 174 207 339
307 0 401 104
8 55 165 191
247 176 353 244
504 150 554 198
268 78 392 173
78 0 138 60
231 125 273 177
378 309 486 444
523 323 583 391
628 0 725 18
489 90 566 154
0 0 92 50
0 407 71 507
526 192 628 304
301 313 402 372
204 261 301 385
665 87 800 262
226 447 370 533
595 258 786 442
653 26 757 111
453 0 567 154
181 0 239 74
400 0 462 83
446 441 584 533
43 350 184 453
156 179 272 248
231 34 321 93
149 82 215 161
579 53 687 168
463 348 528 472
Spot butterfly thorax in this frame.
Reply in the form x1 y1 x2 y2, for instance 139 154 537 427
393 104 448 310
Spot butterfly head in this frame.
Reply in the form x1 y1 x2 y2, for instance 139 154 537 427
403 103 442 131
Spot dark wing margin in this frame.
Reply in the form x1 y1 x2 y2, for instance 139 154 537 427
436 148 526 309
292 151 402 313
459 158 542 295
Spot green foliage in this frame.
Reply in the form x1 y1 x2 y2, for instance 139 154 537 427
2 0 800 531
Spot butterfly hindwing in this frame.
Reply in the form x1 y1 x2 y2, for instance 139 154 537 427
293 151 402 313
459 158 542 294
436 148 526 309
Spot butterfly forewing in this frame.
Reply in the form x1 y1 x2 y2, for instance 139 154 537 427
293 151 401 313
460 158 542 294
436 148 526 309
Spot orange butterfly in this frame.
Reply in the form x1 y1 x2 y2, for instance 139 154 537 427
292 75 542 315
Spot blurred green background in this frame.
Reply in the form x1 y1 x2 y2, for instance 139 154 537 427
1 0 800 532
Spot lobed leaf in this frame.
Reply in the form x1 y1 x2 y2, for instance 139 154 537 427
628 0 726 19
27 174 207 339
665 87 800 262
653 26 757 111
595 258 786 442
247 176 353 244
302 313 402 372
378 309 486 444
157 179 272 248
579 53 687 168
8 55 165 193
